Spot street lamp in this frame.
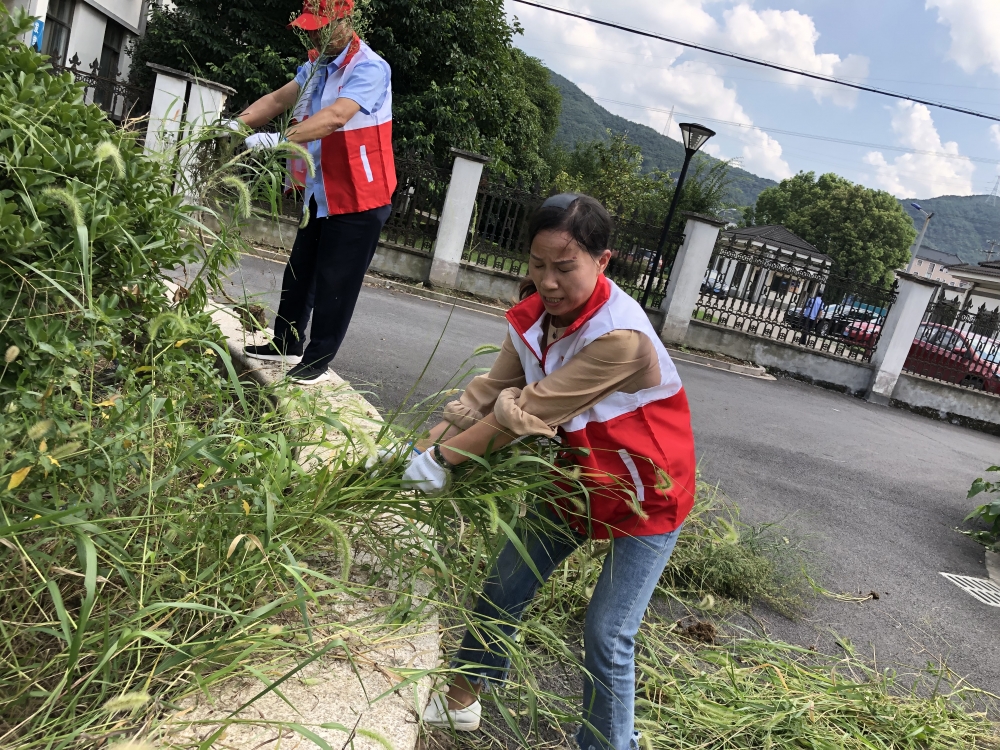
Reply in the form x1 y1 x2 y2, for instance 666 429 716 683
640 122 716 308
907 202 934 272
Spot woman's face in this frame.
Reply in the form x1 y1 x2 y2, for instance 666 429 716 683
529 230 611 325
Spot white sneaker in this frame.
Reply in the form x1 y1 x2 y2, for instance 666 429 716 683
421 693 481 731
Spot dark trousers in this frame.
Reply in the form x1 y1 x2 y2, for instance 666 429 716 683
800 318 816 344
273 199 391 369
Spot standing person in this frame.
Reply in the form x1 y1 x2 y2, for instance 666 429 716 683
397 194 697 750
236 0 395 384
799 292 824 345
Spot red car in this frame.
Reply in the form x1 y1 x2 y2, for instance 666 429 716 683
847 321 1000 392
906 324 1000 392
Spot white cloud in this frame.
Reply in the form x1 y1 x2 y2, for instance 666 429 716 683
863 101 975 197
505 1 868 181
718 4 870 106
926 0 1000 76
990 123 1000 149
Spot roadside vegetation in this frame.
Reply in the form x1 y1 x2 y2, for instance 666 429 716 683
2 8 998 749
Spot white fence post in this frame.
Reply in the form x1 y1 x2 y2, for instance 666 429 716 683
428 148 490 289
866 273 939 405
145 63 236 200
659 212 727 344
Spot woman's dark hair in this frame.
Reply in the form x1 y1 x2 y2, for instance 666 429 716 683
528 193 613 259
518 194 614 301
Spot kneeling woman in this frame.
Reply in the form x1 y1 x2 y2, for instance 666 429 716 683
403 194 696 750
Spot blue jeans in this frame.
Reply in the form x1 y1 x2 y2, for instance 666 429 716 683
452 512 682 750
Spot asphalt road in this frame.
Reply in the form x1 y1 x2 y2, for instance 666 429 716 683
209 254 1000 693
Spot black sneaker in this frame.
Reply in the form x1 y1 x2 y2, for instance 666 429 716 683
243 341 302 365
287 361 331 385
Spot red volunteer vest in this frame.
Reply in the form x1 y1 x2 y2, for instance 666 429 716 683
506 277 697 539
297 38 396 214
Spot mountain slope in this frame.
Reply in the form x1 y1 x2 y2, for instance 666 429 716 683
548 69 996 261
549 70 777 207
901 196 1000 265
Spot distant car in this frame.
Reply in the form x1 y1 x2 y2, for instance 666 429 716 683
700 270 731 298
786 301 888 337
851 323 1000 391
844 316 882 347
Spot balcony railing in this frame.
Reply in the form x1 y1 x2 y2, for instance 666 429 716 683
51 55 152 125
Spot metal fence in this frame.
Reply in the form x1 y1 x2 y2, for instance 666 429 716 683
693 234 897 362
901 297 1000 394
382 155 451 252
461 177 681 307
462 172 543 276
605 213 682 308
52 56 151 125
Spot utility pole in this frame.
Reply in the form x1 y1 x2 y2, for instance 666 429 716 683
661 106 675 137
988 178 1000 207
907 203 933 272
985 239 1000 262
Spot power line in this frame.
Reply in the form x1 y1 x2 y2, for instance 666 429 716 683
510 0 1000 123
591 96 1000 166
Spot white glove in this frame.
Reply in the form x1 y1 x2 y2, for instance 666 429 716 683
402 450 450 495
219 118 244 132
365 442 419 471
245 132 282 151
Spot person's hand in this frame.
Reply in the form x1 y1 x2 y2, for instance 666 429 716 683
365 441 419 471
402 450 449 495
245 132 282 151
219 118 244 133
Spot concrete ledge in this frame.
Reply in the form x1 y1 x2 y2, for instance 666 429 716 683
370 242 432 285
890 373 1000 435
666 347 771 378
683 319 874 396
454 262 521 304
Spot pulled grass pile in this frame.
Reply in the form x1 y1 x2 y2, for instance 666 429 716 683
426 490 1000 750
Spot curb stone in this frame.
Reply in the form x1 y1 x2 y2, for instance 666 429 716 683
160 280 437 750
666 348 774 379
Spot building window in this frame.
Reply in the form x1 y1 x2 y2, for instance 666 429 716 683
41 0 74 66
917 260 923 266
928 263 935 273
94 21 127 110
98 20 126 80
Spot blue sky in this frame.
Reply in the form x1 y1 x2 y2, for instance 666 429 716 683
504 0 1000 199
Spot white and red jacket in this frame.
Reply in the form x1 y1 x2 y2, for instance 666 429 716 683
506 276 697 539
292 36 396 215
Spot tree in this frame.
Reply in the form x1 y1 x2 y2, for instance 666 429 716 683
753 172 916 284
552 130 733 222
130 0 562 182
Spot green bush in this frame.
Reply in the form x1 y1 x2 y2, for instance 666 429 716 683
965 468 1000 553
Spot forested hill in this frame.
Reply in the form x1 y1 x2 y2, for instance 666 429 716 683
549 70 777 207
901 196 1000 264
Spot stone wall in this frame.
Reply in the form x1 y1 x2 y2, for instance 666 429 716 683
684 320 874 395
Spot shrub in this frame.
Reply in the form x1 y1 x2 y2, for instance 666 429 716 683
965 468 1000 552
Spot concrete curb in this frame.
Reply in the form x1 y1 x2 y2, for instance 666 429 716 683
667 347 775 380
162 280 437 750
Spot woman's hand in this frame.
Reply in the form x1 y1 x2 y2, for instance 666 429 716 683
402 450 450 495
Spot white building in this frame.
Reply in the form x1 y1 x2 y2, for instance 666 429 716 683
4 0 145 83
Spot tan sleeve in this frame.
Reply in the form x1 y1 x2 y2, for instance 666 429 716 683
493 330 661 436
442 333 527 430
